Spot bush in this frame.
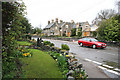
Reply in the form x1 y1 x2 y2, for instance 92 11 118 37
43 41 51 45
43 41 54 47
78 32 82 37
61 44 70 51
50 43 54 47
71 28 76 36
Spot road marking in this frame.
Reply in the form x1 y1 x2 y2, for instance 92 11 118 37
102 64 114 69
85 58 120 73
105 53 116 56
114 68 120 72
92 61 102 65
85 58 92 62
98 66 120 76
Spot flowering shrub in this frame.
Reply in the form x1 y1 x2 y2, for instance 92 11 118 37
17 46 32 57
48 51 69 78
61 44 70 51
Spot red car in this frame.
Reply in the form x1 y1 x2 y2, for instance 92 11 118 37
78 38 107 49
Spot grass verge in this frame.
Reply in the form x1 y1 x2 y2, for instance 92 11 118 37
17 41 32 46
20 49 63 78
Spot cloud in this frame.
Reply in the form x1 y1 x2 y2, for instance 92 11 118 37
23 0 117 29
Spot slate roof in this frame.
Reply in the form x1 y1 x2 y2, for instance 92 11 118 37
65 22 76 28
90 25 98 31
44 21 87 30
44 22 55 29
58 22 66 28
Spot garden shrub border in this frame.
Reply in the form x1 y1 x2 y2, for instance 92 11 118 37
34 38 88 79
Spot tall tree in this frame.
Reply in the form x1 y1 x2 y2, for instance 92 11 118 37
92 9 116 25
2 1 29 78
97 16 120 41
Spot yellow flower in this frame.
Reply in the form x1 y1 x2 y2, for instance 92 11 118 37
80 74 82 78
23 53 27 56
60 54 62 56
66 55 69 57
30 54 31 56
22 50 24 52
26 53 30 55
55 59 57 61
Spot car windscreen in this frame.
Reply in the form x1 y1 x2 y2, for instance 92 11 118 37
90 38 98 42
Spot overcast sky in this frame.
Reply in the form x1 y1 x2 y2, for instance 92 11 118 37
23 0 119 29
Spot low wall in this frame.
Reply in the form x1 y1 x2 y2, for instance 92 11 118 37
42 37 120 47
42 37 79 42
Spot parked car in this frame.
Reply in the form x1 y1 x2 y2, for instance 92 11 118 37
78 38 107 49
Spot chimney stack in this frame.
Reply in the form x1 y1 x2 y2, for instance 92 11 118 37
56 18 58 23
52 19 54 23
71 20 74 24
48 21 50 24
60 20 63 23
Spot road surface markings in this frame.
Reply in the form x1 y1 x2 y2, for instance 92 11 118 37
92 61 102 65
114 68 120 72
85 58 120 76
105 52 116 56
102 64 114 69
98 66 120 76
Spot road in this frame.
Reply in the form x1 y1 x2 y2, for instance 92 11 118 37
42 39 119 78
43 39 118 64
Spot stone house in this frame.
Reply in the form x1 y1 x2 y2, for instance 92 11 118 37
90 24 98 37
81 21 91 37
43 18 76 37
76 21 98 37
43 18 98 37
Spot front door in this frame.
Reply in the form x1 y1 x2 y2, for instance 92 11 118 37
84 32 87 36
67 32 70 37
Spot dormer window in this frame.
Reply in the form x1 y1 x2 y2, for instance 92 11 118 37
66 25 68 28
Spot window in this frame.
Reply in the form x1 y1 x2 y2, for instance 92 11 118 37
87 32 89 36
82 38 87 41
86 38 90 41
55 26 57 29
66 25 68 28
90 38 98 42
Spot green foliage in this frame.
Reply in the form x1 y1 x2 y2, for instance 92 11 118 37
31 27 42 34
21 49 63 78
61 44 70 51
71 28 76 36
92 31 97 37
17 41 32 46
43 41 54 47
73 69 88 79
97 17 120 41
43 41 51 45
2 1 31 78
48 51 69 78
78 32 82 37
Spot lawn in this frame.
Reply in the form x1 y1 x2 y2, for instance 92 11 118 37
17 41 32 46
20 49 63 78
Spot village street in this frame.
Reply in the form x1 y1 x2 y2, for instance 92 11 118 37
42 39 119 78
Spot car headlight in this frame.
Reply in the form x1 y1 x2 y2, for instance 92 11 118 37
98 44 102 46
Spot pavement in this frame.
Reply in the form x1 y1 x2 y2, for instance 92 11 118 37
76 56 110 78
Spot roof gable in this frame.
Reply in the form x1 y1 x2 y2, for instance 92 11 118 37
44 22 55 29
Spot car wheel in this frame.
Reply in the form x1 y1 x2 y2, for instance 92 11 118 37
80 43 83 47
92 44 96 49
